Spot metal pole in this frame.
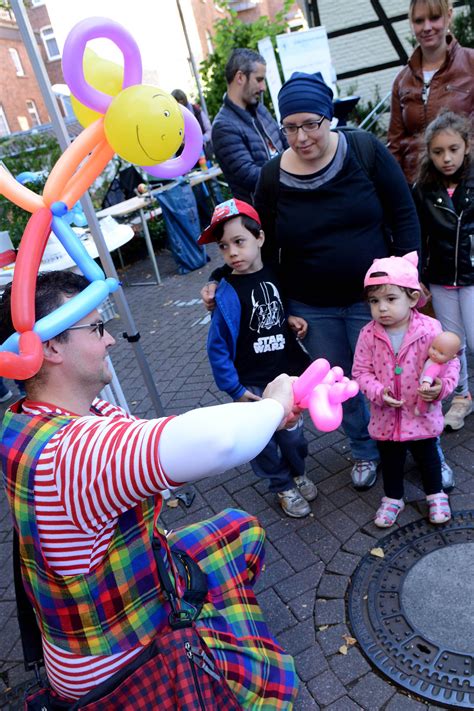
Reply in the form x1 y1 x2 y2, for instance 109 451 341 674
9 0 165 416
175 0 209 114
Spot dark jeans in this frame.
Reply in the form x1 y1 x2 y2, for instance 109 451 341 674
377 438 442 499
246 385 308 493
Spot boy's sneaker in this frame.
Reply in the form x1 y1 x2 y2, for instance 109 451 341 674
277 488 311 518
444 394 473 431
351 460 378 490
294 475 318 501
441 460 455 492
0 389 12 403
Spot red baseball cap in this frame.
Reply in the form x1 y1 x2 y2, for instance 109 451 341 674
198 198 261 245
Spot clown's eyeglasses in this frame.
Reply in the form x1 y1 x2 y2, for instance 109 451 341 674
66 320 105 338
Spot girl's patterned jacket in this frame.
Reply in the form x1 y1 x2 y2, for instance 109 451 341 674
353 309 459 441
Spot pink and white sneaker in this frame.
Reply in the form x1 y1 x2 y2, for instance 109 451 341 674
374 497 405 528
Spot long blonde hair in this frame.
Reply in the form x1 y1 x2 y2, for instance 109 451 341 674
409 0 452 22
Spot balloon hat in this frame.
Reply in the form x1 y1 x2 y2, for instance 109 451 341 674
0 17 203 380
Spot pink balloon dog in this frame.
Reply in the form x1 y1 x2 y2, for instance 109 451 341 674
293 359 359 432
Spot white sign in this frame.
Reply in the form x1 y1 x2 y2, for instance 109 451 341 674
276 27 337 96
257 37 283 122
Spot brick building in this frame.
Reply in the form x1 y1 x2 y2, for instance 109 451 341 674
0 1 63 137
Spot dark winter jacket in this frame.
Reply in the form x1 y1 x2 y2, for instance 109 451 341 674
211 94 286 204
253 131 420 307
413 165 474 287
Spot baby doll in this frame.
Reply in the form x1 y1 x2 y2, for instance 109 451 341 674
416 331 461 415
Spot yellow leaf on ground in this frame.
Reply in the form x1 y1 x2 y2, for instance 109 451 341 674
166 497 179 508
338 645 348 655
318 625 329 631
343 635 357 646
370 547 385 558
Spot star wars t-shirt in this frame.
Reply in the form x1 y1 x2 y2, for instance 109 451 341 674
227 265 308 387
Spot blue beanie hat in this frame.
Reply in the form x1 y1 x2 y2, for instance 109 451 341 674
278 71 334 121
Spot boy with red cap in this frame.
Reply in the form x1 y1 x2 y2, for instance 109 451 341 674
352 252 460 527
199 198 316 518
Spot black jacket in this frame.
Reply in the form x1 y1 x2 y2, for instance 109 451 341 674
211 94 286 204
252 131 420 307
413 165 474 287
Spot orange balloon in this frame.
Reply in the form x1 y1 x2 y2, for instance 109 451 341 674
0 331 44 380
0 167 44 213
43 119 106 207
61 139 114 209
11 208 52 333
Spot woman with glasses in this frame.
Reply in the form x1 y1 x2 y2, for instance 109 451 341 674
252 71 421 489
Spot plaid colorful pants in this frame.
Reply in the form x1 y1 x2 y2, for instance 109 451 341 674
167 508 298 709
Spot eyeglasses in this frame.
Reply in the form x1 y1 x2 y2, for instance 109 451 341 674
280 116 325 136
66 321 105 338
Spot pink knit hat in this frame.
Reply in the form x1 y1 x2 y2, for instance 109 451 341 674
364 251 421 291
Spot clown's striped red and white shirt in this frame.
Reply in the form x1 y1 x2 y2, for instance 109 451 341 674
24 399 175 700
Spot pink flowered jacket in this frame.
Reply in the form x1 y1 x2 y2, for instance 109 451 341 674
352 310 460 441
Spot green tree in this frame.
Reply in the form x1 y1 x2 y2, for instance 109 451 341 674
0 133 62 246
199 1 292 119
452 5 474 47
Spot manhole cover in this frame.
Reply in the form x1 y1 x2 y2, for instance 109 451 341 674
348 511 474 708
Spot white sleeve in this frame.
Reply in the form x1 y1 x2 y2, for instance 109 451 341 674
158 399 284 483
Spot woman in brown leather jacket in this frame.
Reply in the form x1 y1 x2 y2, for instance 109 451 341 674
388 0 473 184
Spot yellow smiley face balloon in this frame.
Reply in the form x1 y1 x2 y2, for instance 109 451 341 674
104 85 184 164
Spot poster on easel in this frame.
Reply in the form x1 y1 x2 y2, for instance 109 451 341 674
276 26 338 97
257 36 283 122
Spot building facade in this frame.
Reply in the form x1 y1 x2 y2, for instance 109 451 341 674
0 1 63 136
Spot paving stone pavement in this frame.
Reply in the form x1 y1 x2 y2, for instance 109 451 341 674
0 245 472 710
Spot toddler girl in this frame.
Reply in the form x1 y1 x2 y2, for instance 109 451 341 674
353 252 460 528
413 110 473 431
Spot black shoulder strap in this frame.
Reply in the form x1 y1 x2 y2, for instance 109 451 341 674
12 527 45 671
259 154 282 203
339 127 377 181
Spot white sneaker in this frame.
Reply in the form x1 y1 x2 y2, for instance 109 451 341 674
351 460 378 490
294 474 318 501
444 395 473 431
0 390 12 403
277 488 311 518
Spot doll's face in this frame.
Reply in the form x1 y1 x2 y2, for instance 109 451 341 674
428 332 461 364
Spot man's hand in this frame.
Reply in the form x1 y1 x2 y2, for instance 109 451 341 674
417 377 442 402
263 373 300 429
383 388 404 408
288 315 308 340
237 390 261 403
201 282 217 312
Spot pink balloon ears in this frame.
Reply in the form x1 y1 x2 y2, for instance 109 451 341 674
293 359 359 432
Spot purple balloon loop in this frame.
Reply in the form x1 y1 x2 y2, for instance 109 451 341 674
62 17 142 115
144 106 203 180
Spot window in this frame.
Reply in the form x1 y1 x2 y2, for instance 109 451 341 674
9 47 25 76
26 99 41 127
58 94 75 119
0 106 11 137
205 30 214 54
40 26 60 61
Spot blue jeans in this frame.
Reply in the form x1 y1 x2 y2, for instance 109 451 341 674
246 385 308 493
287 299 379 462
